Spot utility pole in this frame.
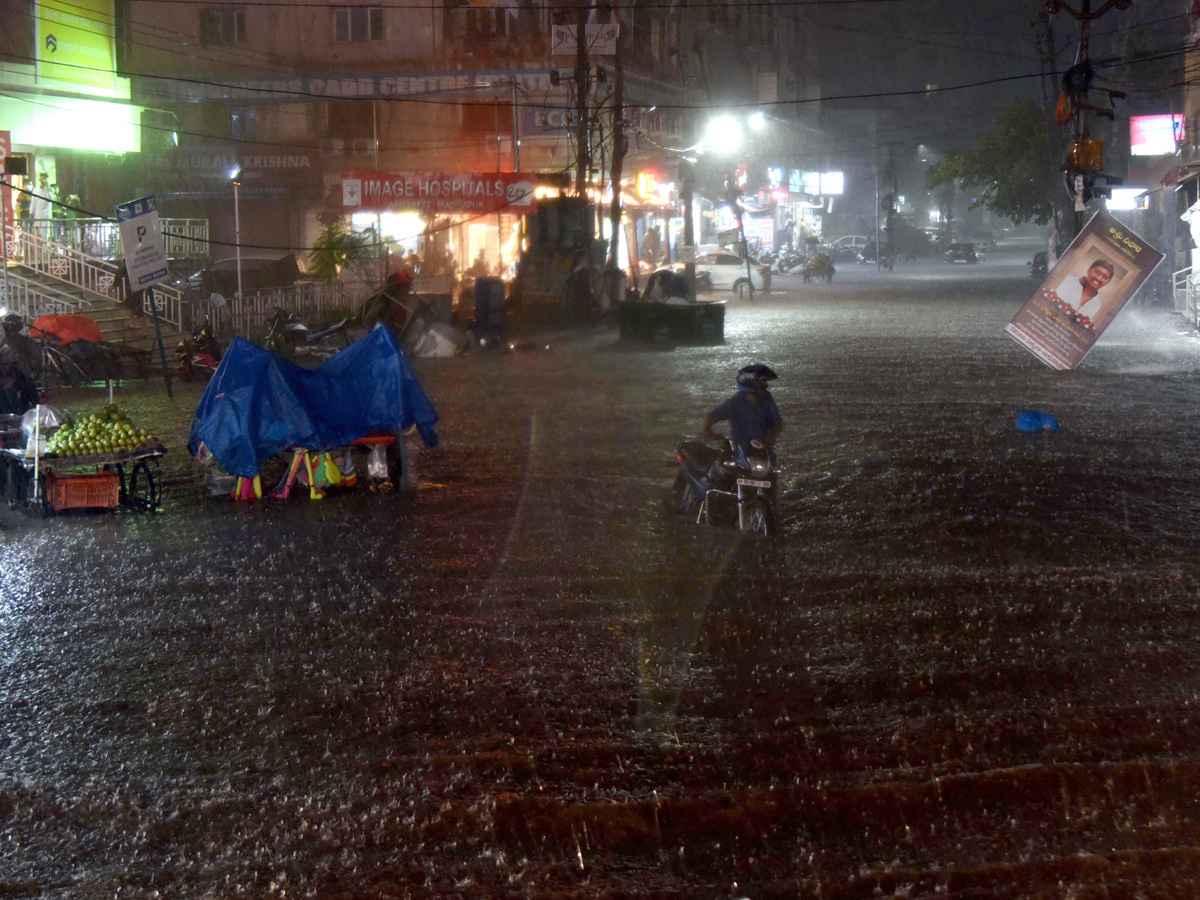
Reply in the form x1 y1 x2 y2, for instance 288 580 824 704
874 167 880 272
884 155 897 272
607 27 626 301
511 80 521 172
606 2 626 303
573 0 590 196
1046 0 1130 238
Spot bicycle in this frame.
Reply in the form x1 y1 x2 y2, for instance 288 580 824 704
32 339 88 388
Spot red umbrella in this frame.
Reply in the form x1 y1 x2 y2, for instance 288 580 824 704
30 314 103 346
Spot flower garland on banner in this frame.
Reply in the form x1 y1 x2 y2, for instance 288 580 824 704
1041 288 1095 332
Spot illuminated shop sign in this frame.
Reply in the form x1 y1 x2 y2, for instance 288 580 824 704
341 172 541 214
35 0 118 92
1130 115 1184 157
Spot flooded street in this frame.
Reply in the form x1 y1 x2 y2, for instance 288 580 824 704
5 247 1200 898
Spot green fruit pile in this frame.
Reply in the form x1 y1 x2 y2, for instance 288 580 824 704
47 404 157 458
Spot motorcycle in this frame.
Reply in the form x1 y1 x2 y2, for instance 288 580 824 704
673 432 779 536
264 307 356 358
774 248 805 274
1029 251 1049 279
175 314 223 381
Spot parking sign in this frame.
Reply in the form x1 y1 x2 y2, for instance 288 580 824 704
115 195 169 288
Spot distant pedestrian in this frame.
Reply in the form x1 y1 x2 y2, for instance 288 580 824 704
29 173 54 239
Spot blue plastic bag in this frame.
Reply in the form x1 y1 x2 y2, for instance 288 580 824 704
1016 410 1060 432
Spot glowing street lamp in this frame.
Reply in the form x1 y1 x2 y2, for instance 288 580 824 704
229 165 243 304
748 111 767 132
705 115 743 155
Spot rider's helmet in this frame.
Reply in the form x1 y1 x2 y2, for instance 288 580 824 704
2 313 24 334
737 363 777 392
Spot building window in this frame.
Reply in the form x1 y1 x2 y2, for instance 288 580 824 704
199 8 246 45
230 107 256 140
650 16 661 60
334 7 384 42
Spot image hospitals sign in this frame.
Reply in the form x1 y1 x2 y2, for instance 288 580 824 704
341 172 539 215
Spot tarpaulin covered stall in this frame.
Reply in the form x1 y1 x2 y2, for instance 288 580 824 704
30 314 103 346
188 326 438 478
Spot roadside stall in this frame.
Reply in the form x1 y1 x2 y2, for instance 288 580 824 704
1 404 167 514
189 325 439 500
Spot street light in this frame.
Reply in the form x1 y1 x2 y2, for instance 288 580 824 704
228 165 243 306
748 111 767 133
705 115 743 155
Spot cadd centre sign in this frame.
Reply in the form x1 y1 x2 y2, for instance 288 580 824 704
341 172 540 214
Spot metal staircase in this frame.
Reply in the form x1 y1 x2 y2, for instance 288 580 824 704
2 221 187 333
1 268 89 319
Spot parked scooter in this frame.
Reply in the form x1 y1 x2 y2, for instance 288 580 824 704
264 307 355 358
774 248 805 274
175 314 223 381
673 432 779 536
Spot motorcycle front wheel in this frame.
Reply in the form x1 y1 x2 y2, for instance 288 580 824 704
741 498 776 537
675 473 700 515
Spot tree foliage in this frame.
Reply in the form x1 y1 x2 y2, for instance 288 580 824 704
308 213 373 282
926 99 1060 226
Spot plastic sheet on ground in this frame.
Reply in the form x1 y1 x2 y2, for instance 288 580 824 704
188 325 439 477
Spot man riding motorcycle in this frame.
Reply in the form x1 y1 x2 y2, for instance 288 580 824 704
702 363 783 446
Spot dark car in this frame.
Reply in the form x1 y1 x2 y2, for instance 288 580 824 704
944 243 978 264
182 253 310 302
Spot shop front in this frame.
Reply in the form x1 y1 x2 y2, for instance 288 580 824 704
340 170 542 303
1 0 146 238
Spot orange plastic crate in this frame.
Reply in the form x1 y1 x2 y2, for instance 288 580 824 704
47 471 120 511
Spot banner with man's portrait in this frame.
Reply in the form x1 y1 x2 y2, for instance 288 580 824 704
1006 210 1163 370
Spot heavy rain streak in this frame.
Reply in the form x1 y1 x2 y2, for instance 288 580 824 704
5 253 1200 897
3 0 1200 893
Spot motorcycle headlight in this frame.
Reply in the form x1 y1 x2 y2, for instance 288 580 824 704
752 460 770 474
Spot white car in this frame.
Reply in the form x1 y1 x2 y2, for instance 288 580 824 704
827 235 870 260
687 252 770 299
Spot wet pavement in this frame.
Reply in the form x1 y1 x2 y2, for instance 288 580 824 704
5 244 1200 898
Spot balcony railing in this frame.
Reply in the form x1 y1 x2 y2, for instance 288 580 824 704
23 218 210 262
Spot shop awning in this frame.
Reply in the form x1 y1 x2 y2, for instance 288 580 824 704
1164 161 1200 189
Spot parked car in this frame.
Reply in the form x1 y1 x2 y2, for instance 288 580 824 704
678 252 770 299
974 231 997 252
944 243 978 264
181 253 310 301
827 235 870 260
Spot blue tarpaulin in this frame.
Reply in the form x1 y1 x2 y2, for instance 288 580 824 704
1016 410 1060 432
188 327 439 478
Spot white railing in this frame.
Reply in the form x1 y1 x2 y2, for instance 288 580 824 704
0 270 88 321
1173 266 1194 322
4 221 186 329
25 217 210 261
211 282 374 335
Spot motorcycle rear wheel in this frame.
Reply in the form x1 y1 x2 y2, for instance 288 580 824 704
741 498 775 537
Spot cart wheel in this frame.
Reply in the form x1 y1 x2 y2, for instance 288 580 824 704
20 473 52 517
127 459 162 511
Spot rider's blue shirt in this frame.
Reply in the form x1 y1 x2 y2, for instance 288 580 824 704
709 390 781 443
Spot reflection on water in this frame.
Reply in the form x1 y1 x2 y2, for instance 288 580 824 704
4 260 1200 896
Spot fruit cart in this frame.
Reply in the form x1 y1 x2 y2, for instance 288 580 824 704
1 443 167 514
0 404 167 515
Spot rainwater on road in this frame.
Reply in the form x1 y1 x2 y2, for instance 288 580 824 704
4 244 1200 898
